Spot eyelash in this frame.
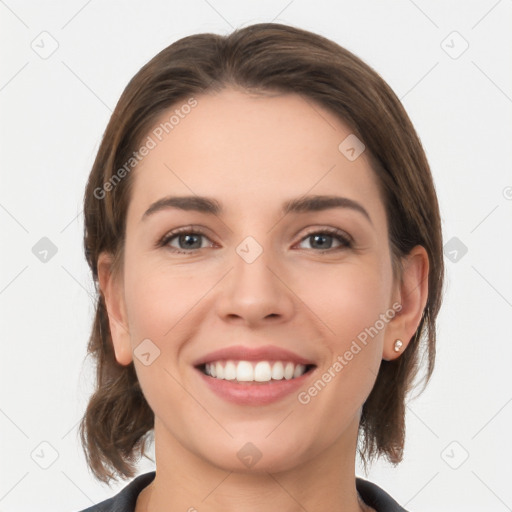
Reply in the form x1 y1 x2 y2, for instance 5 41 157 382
157 226 353 254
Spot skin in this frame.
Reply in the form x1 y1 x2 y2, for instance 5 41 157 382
98 87 429 512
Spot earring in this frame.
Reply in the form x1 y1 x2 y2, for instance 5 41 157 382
393 339 403 352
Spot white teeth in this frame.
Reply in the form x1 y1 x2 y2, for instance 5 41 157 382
254 361 272 382
215 362 224 379
203 360 310 382
271 361 284 380
236 361 254 381
224 361 237 380
284 362 294 380
293 364 306 378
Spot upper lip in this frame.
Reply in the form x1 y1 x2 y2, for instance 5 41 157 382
193 345 316 367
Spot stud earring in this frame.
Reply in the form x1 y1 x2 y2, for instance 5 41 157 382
393 339 403 352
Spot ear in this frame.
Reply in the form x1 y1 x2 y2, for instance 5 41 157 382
383 245 429 361
97 252 133 366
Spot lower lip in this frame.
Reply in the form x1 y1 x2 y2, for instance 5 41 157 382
195 367 316 405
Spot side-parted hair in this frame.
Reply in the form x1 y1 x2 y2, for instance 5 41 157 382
80 22 444 483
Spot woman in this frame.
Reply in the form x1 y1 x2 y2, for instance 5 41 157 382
78 22 444 512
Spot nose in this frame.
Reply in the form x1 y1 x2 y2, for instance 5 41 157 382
214 244 295 327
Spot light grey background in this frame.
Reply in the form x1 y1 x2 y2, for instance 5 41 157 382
1 1 511 511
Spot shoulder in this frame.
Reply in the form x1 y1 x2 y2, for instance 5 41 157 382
356 477 409 512
75 471 156 512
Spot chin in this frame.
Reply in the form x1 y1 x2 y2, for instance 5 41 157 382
191 431 316 475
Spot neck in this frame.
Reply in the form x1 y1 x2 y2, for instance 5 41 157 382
137 416 369 512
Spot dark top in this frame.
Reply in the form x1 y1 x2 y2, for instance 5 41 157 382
77 471 408 511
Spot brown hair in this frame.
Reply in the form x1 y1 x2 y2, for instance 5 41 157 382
80 22 444 483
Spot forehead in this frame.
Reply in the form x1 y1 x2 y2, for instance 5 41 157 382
127 88 385 224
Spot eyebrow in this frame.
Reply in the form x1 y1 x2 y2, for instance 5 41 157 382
141 194 372 225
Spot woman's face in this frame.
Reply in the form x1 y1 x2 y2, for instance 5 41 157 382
104 88 404 473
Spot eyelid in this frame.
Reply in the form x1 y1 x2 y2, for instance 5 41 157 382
156 225 216 250
293 226 353 252
298 226 353 244
157 225 353 252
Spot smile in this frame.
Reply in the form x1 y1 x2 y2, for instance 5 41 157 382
201 360 315 382
192 344 318 405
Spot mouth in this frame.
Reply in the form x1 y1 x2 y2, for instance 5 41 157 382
196 360 317 384
192 345 318 405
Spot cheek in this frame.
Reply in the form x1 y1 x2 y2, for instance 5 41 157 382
123 251 206 342
292 258 391 343
291 258 391 405
122 259 203 412
292 262 390 422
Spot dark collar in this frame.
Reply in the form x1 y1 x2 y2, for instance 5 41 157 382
78 471 408 512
